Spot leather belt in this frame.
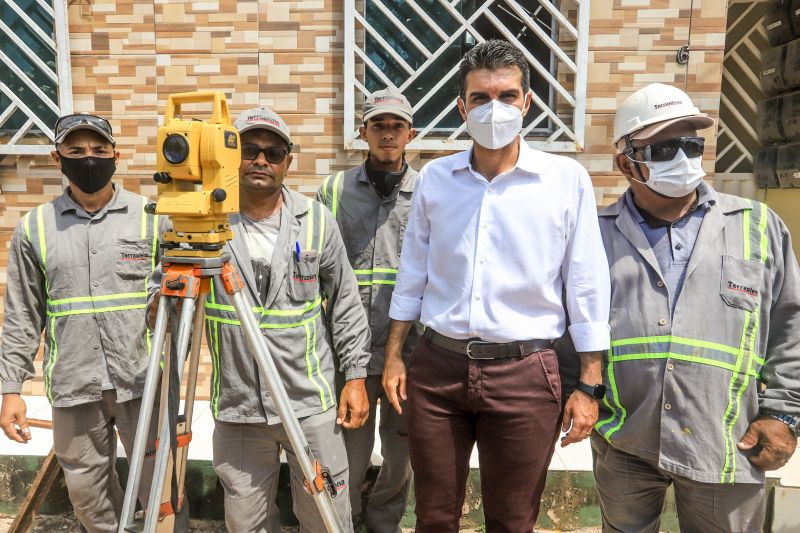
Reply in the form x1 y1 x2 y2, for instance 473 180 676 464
423 329 553 360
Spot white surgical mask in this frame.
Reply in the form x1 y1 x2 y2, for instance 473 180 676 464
466 99 523 149
641 150 706 197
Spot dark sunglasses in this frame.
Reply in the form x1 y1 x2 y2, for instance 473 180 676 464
628 136 705 162
241 144 288 164
54 113 113 139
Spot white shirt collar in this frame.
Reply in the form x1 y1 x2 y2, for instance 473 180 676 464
452 136 545 178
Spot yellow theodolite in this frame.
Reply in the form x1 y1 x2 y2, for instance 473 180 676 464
152 91 240 256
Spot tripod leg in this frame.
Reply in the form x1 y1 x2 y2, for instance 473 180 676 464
226 284 344 533
143 297 198 532
119 296 170 533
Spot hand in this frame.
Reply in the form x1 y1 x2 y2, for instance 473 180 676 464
560 390 599 447
737 416 798 470
337 379 369 429
382 356 407 415
0 394 31 443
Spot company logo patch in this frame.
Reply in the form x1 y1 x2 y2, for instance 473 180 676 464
373 96 404 105
120 252 150 261
292 273 317 283
335 479 346 492
727 281 759 298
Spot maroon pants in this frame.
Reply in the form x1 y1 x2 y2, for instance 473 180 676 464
407 337 563 533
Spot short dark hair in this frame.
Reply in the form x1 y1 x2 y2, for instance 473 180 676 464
459 40 530 100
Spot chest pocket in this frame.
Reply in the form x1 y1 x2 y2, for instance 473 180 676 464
290 251 320 301
115 239 152 280
719 255 764 312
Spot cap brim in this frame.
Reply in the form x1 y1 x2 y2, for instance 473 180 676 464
237 124 293 150
629 115 715 141
54 124 115 146
362 109 413 124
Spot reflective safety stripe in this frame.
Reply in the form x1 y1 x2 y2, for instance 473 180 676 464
46 292 149 317
721 200 768 483
320 171 344 218
353 268 398 286
306 198 325 254
204 295 324 328
596 331 765 440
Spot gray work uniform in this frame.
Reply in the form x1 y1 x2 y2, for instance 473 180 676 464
593 184 800 531
317 165 418 532
0 185 188 532
189 187 371 532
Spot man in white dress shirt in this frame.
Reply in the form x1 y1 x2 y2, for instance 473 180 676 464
381 40 611 532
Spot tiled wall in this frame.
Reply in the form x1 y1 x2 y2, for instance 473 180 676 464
0 0 729 399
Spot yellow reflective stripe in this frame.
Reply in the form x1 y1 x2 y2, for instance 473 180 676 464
48 292 149 306
45 315 57 403
742 209 751 262
321 175 331 205
37 205 46 267
331 171 343 218
610 335 740 356
596 347 626 439
306 198 314 251
23 211 31 241
304 322 328 409
311 320 333 408
47 304 147 318
317 202 325 254
758 202 768 264
205 295 322 316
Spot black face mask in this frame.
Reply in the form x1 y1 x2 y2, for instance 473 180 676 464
365 156 407 197
58 155 116 194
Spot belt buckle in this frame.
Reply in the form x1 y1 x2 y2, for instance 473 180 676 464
465 340 495 360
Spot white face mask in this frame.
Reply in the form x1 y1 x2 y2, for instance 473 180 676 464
640 150 706 198
465 99 523 150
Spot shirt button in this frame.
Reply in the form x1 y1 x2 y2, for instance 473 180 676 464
92 377 97 382
93 344 100 350
657 280 665 287
476 295 481 301
376 259 382 266
675 244 683 250
667 363 675 371
671 223 678 228
658 318 667 326
91 248 97 254
665 403 672 410
92 281 99 287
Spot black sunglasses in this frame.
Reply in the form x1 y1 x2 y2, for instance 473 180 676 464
241 144 289 164
54 113 113 139
628 136 705 162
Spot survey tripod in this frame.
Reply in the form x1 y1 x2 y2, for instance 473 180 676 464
117 251 344 533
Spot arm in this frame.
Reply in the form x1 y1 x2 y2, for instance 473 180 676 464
560 169 611 446
737 213 800 469
318 207 370 428
382 320 414 415
0 220 47 443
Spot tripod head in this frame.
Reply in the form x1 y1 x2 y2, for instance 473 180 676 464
149 91 240 258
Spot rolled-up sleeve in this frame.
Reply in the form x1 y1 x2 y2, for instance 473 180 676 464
389 170 429 321
562 169 611 352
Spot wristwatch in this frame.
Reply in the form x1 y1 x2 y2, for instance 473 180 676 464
769 413 800 437
576 381 606 400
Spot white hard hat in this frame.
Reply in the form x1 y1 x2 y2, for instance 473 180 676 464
612 83 715 148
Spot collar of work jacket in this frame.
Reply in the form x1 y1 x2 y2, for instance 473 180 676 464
227 186 312 309
600 183 751 282
357 159 417 197
55 184 127 218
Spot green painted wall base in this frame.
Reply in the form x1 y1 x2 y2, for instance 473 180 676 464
0 456 780 530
